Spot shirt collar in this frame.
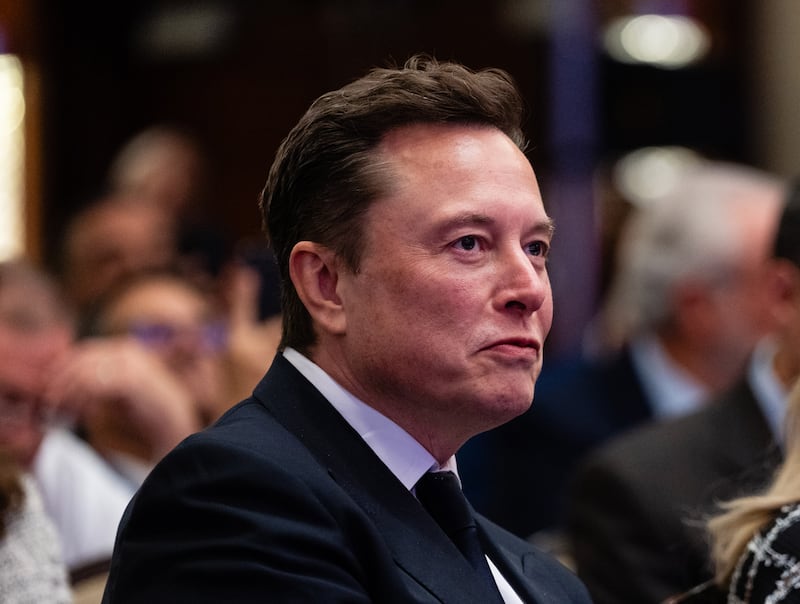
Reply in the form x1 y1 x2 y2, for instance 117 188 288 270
747 338 788 447
282 348 446 490
629 334 709 419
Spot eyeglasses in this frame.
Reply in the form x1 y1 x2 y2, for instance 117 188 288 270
128 321 227 353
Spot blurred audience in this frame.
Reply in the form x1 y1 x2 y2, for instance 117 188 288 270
0 253 278 592
1 256 260 589
218 259 282 404
59 194 177 332
47 268 215 486
460 160 786 541
566 177 800 604
108 125 206 223
106 123 284 315
116 123 284 367
0 258 135 576
1 126 279 600
106 124 231 279
0 451 72 603
48 264 281 487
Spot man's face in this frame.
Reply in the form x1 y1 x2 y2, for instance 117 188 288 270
332 124 553 452
0 324 71 467
67 203 175 309
101 277 225 418
707 199 783 372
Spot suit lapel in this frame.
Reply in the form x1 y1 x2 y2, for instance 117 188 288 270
477 517 549 603
252 356 509 602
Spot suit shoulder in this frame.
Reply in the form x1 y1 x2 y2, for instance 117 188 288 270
151 398 328 494
592 401 726 467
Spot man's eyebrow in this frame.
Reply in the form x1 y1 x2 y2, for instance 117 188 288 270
435 213 556 236
537 217 556 238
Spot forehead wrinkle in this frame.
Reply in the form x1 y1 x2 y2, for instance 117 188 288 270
443 212 494 228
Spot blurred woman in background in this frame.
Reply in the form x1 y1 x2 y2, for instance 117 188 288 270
707 376 800 603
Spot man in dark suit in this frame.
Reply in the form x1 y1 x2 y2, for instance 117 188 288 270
567 379 780 604
101 55 590 603
565 182 800 604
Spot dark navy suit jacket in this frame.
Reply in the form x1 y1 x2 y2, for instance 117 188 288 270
102 355 590 603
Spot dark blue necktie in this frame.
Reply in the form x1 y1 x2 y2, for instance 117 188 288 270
415 470 504 602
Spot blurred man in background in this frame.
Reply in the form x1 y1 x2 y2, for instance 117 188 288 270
566 174 800 604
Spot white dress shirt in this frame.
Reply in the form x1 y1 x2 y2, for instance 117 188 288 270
32 428 136 570
629 334 709 419
283 348 524 604
747 338 789 447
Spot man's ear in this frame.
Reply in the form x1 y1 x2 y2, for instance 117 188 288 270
768 259 800 328
289 241 347 335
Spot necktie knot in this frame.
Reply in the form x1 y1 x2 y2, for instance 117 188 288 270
415 470 475 538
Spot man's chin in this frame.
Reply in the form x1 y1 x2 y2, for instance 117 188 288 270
480 394 534 429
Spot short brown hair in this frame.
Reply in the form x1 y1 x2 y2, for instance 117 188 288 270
260 54 528 353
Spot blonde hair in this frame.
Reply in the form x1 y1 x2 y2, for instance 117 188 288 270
707 376 800 586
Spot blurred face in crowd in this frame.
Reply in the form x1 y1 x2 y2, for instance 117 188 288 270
0 287 72 467
112 130 205 219
64 200 175 310
703 195 784 374
99 274 225 420
305 124 553 460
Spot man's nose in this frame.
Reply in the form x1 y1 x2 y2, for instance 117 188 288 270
496 249 550 313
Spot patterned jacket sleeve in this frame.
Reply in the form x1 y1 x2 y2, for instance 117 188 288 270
728 503 800 604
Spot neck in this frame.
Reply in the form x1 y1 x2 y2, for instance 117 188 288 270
658 333 744 394
309 347 471 466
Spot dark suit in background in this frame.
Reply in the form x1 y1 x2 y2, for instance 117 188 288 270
103 356 590 603
566 377 781 604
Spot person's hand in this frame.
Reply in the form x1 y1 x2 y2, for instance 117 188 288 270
219 263 281 408
43 337 202 461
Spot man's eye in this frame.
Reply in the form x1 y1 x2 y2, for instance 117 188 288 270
454 235 479 251
527 241 548 257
